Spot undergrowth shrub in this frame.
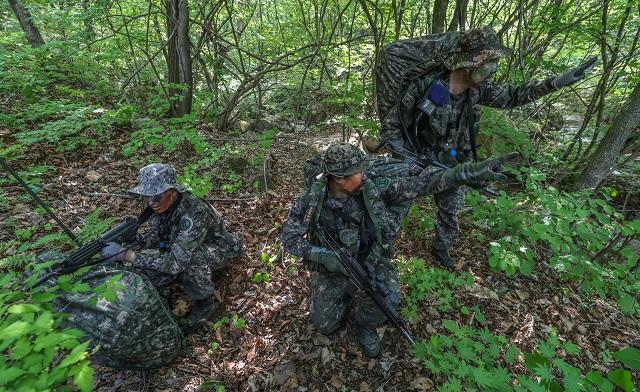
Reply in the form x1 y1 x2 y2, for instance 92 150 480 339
466 167 640 314
123 114 209 157
398 258 473 318
413 320 520 391
0 208 121 391
0 267 94 392
403 203 437 239
414 325 639 391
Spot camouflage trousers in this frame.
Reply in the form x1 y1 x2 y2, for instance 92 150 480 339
432 184 466 250
141 244 238 300
309 262 401 333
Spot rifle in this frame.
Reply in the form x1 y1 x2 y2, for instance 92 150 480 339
317 229 416 347
0 156 155 287
381 142 500 197
32 207 154 287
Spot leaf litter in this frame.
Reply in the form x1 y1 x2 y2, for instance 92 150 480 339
1 123 638 391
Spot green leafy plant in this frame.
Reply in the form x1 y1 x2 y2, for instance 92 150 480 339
518 330 638 392
414 324 638 391
253 271 270 284
123 115 209 157
0 262 119 391
398 257 473 318
403 203 437 239
467 168 640 314
221 171 243 194
413 320 519 391
199 379 225 391
212 314 247 331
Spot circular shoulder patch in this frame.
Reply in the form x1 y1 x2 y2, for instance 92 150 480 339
375 177 390 190
179 216 194 233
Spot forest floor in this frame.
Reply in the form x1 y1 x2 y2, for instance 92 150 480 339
3 121 639 391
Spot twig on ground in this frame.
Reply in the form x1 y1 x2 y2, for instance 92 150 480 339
208 136 297 143
81 191 135 199
262 154 270 193
175 366 208 377
81 190 256 202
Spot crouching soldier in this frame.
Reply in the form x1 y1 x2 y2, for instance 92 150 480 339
100 163 243 329
281 142 513 356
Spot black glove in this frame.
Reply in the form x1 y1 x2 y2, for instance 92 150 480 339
552 56 597 88
305 246 349 276
445 153 520 185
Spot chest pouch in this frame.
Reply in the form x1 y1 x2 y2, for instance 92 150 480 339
429 105 451 137
417 81 450 137
338 228 360 250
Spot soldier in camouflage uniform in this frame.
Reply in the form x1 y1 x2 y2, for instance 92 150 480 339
282 142 512 356
100 163 243 328
378 26 597 269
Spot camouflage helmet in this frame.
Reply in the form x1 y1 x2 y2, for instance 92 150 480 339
322 142 372 177
128 163 188 197
444 27 513 70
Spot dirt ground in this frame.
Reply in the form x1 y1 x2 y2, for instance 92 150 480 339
2 123 638 391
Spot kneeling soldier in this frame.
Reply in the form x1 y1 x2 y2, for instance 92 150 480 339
100 163 243 329
282 143 511 356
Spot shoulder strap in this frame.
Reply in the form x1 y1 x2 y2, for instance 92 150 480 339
466 89 478 162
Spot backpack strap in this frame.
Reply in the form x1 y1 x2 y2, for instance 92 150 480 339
466 89 478 162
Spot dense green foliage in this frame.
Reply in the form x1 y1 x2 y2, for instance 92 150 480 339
0 211 121 392
1 0 638 389
413 324 640 391
467 170 640 314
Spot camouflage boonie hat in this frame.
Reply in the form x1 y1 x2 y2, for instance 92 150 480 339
128 163 188 197
444 27 513 70
322 143 372 177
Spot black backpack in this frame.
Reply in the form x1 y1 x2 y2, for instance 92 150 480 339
374 32 459 121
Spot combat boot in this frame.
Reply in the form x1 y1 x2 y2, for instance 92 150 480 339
431 247 455 270
357 325 381 357
186 297 216 327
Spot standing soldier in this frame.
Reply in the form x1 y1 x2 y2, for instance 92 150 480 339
377 26 596 269
100 163 243 329
282 142 513 356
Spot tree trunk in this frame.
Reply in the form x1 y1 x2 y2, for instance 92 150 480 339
165 0 193 116
431 0 449 34
8 0 44 47
81 0 95 40
573 84 640 191
448 0 468 31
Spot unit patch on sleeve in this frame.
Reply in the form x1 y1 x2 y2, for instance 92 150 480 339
375 177 390 190
179 216 194 233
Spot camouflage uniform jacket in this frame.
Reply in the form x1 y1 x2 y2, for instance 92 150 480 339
134 192 241 274
380 68 558 157
282 164 453 266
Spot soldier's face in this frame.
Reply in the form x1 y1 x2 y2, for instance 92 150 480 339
335 172 364 195
470 61 498 85
144 189 177 214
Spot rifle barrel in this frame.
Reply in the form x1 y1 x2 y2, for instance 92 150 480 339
31 207 153 288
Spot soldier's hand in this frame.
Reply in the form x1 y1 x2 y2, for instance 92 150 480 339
553 56 598 88
101 242 135 263
306 246 349 277
447 155 516 185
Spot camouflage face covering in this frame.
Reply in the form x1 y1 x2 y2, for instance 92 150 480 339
128 163 188 197
323 143 373 177
443 26 513 70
